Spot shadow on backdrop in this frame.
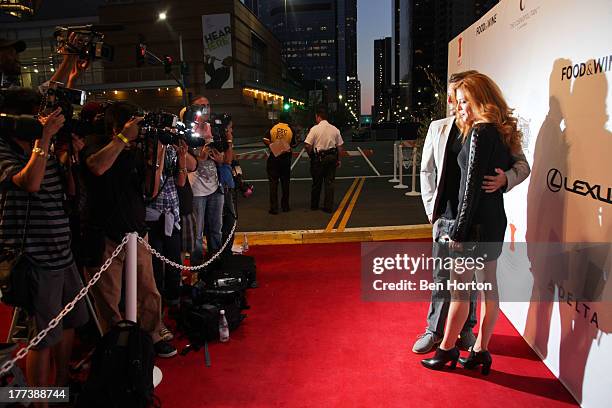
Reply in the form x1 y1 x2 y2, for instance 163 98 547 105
525 58 612 403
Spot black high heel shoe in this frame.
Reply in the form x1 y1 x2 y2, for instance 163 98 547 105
421 347 460 371
458 349 492 375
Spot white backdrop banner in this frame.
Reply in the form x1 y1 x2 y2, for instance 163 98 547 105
448 0 612 406
202 13 234 89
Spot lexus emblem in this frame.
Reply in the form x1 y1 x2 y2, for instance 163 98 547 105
547 168 562 192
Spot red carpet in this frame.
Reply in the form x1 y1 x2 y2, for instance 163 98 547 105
155 241 577 408
0 241 578 407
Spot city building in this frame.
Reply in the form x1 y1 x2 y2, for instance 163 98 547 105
1 0 304 142
258 0 358 111
390 0 499 120
373 37 392 123
345 77 360 124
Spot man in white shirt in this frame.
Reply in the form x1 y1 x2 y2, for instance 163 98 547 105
304 107 344 213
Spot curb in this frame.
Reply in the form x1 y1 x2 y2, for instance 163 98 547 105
233 224 433 246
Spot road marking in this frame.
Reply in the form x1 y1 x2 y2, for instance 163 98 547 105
337 177 365 232
325 177 360 232
291 146 306 171
357 146 381 176
237 147 268 155
245 175 394 182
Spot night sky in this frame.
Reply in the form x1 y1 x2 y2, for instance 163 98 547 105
357 0 391 115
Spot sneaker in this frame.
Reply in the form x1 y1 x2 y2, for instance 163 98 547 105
457 331 477 351
412 331 442 354
154 341 177 358
160 326 174 342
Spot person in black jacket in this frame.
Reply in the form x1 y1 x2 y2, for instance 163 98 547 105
422 73 522 374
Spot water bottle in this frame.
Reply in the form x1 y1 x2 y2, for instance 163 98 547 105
219 310 229 342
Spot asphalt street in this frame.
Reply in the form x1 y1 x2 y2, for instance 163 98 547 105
232 140 429 232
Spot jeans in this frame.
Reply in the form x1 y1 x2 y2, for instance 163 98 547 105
425 218 477 337
192 190 224 264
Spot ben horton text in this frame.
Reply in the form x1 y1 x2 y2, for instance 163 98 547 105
370 254 492 292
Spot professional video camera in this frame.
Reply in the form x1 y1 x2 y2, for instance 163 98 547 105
54 24 119 63
208 113 232 152
40 81 87 144
140 110 206 148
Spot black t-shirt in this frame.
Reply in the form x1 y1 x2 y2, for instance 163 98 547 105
440 123 463 219
82 134 147 242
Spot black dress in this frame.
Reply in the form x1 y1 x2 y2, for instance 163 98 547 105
451 123 513 260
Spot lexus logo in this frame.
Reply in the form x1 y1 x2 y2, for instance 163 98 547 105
547 168 562 192
520 0 525 11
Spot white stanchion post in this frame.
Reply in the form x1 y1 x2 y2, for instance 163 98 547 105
393 143 408 189
388 141 399 183
405 143 421 197
125 233 163 388
125 232 137 323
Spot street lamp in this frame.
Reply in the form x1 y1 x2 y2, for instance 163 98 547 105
158 11 167 20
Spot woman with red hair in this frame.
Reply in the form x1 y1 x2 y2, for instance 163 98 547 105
421 73 523 374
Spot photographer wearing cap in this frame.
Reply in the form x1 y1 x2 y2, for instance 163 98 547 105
1 34 87 90
0 88 88 389
81 101 177 358
0 38 26 88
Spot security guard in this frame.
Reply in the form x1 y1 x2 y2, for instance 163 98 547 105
304 106 344 213
263 112 296 214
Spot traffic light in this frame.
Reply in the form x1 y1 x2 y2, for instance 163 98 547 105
283 102 290 111
162 55 173 74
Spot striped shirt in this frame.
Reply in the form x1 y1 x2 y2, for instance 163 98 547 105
0 137 73 270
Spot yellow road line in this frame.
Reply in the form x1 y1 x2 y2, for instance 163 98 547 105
336 177 365 232
325 177 360 232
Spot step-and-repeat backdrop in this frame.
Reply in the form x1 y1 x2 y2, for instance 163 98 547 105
448 0 611 406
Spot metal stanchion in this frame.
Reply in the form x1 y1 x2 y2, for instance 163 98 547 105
405 141 421 197
125 233 163 388
125 233 138 323
393 143 408 189
388 141 400 183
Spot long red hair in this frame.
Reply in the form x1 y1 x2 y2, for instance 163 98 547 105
454 73 522 154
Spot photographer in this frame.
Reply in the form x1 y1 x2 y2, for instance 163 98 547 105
183 96 225 264
81 101 177 358
1 34 86 90
145 138 196 327
0 88 88 390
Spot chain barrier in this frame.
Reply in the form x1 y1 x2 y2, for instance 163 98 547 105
0 220 239 377
138 220 237 272
0 234 131 377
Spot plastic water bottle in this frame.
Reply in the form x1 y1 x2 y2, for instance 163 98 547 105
219 310 229 342
242 233 249 253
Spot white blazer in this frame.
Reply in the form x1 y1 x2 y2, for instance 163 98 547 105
420 116 531 223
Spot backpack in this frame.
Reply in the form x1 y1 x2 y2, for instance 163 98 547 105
77 320 156 408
